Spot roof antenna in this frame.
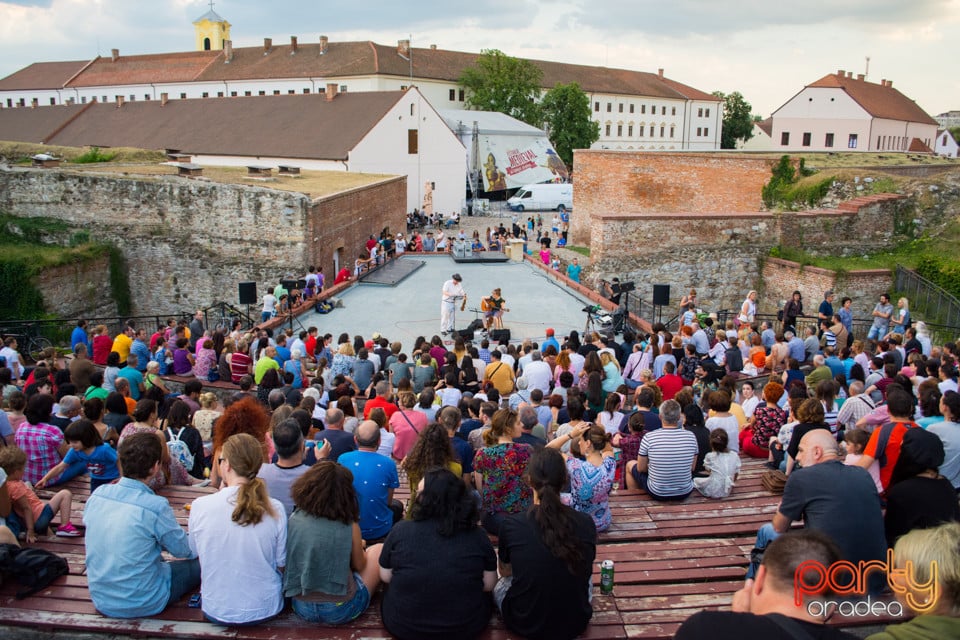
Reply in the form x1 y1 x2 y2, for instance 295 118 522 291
865 55 870 79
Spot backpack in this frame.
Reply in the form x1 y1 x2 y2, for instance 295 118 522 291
873 421 917 469
166 427 195 470
0 543 69 599
315 300 333 314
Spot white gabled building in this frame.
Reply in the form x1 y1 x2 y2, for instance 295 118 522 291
935 129 959 158
770 70 938 153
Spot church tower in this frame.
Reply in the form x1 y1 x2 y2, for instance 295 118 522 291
193 2 231 51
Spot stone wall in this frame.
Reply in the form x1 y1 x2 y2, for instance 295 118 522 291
0 168 406 315
760 257 891 316
34 255 119 318
571 151 776 245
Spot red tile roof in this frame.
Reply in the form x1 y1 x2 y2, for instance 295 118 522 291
67 51 221 87
0 60 91 91
908 137 933 153
39 91 406 161
2 40 717 104
756 117 773 137
807 73 937 125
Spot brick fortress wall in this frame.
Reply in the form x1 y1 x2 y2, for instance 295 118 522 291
761 257 892 318
571 152 908 313
0 168 406 315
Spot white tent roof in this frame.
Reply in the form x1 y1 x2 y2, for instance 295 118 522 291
438 109 545 137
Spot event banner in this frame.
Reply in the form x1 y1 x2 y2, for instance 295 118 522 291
479 135 568 191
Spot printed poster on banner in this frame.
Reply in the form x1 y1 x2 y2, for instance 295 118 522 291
479 136 569 191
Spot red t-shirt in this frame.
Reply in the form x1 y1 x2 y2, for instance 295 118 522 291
864 421 917 491
304 336 318 359
363 396 399 420
334 268 351 285
656 374 684 401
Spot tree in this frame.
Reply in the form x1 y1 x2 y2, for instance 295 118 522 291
949 126 960 144
712 91 755 149
540 82 600 168
459 49 543 126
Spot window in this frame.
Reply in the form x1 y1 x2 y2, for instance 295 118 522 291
244 91 251 96
449 89 455 101
303 88 310 94
202 92 209 98
340 85 347 92
273 90 280 95
802 132 811 147
49 97 56 105
606 103 611 112
400 85 407 90
408 129 418 154
697 127 702 136
287 90 294 95
594 102 599 112
848 134 858 149
781 132 790 146
410 104 414 116
670 126 675 137
145 93 151 100
258 90 265 96
629 104 634 113
617 124 623 136
80 97 86 104
605 124 611 136
19 98 25 106
129 94 136 101
698 108 703 117
671 106 676 115
458 89 464 101
661 106 666 115
180 93 186 99
703 127 708 136
705 108 710 117
641 105 646 114
231 91 237 97
650 126 655 136
628 125 633 136
825 133 834 148
660 126 665 137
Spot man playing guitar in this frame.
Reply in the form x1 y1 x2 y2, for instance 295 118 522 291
481 288 509 330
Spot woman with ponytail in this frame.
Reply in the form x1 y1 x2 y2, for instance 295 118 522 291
473 408 534 535
188 433 286 625
547 423 616 531
495 447 597 640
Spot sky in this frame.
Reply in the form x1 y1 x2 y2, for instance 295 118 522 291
0 0 957 118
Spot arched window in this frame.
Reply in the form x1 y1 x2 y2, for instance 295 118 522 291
203 37 211 51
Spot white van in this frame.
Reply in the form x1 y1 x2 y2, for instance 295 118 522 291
507 183 573 212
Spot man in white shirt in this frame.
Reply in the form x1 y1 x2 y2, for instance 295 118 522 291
522 350 552 395
440 274 466 335
0 337 22 381
261 292 277 324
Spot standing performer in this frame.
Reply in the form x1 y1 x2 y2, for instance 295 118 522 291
441 273 467 335
481 288 509 330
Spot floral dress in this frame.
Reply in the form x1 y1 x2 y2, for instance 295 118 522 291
566 456 616 532
751 405 787 448
473 443 533 516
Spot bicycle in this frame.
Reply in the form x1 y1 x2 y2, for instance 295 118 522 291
2 322 55 363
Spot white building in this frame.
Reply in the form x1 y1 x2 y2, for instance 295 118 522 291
936 110 960 130
0 87 466 214
935 129 959 158
0 23 722 153
770 70 938 153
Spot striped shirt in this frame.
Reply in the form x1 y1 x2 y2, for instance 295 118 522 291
638 427 698 497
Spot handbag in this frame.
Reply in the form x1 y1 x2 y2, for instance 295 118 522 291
761 469 788 494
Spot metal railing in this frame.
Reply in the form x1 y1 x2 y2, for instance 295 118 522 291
895 264 960 342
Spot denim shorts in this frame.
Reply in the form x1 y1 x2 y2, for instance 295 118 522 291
291 573 370 625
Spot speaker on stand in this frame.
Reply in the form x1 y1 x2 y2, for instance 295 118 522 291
238 281 258 326
652 284 670 326
490 328 511 343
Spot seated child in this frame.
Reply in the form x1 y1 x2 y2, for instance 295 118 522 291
0 446 80 541
612 412 644 490
693 428 741 499
842 428 882 494
37 419 119 492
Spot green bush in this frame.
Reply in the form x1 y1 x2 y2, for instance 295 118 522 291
914 255 960 301
72 146 117 164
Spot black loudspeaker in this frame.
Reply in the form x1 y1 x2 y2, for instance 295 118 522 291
238 282 258 305
281 279 299 291
490 328 511 343
457 328 475 341
652 284 671 306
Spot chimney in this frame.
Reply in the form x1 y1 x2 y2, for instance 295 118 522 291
31 98 38 108
160 93 169 106
847 71 853 78
290 36 298 53
658 68 664 79
398 39 410 57
857 73 865 81
886 80 893 88
116 95 124 108
111 48 119 62
325 83 338 101
263 37 272 54
430 44 437 50
224 40 233 62
837 69 845 77
319 35 328 54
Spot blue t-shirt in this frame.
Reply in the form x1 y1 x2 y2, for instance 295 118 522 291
566 264 582 282
71 326 90 352
338 450 399 540
274 346 291 367
64 444 119 481
451 435 475 474
116 366 144 400
283 359 302 389
314 429 357 462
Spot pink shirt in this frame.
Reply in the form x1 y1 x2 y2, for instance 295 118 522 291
391 411 428 460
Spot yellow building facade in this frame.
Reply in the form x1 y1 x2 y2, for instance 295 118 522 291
193 7 231 51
